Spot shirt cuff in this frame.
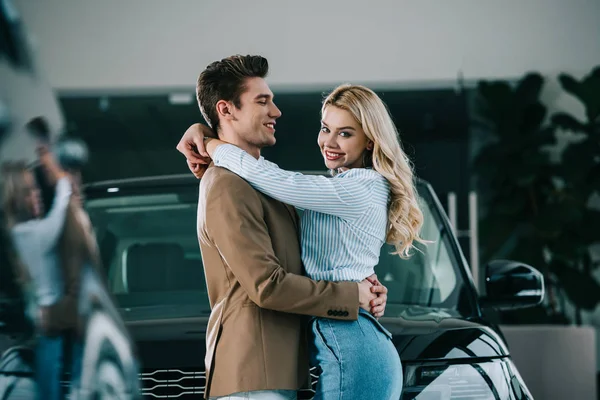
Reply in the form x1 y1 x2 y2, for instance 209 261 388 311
212 143 240 165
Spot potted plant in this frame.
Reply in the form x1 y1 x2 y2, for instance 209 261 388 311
472 66 600 400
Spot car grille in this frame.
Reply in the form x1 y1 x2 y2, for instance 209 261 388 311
140 368 206 398
139 367 319 399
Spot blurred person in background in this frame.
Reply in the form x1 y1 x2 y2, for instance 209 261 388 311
2 117 98 399
1 143 72 400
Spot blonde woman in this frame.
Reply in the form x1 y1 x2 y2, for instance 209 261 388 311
180 84 424 399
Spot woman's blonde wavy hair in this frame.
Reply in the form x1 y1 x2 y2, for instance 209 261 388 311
1 161 31 228
322 84 425 258
1 161 33 284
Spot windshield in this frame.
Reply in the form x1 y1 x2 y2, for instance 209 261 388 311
86 181 474 320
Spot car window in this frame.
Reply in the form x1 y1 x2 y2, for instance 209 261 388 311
86 189 211 319
373 189 472 316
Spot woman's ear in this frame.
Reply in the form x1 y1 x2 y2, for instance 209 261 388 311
366 141 374 151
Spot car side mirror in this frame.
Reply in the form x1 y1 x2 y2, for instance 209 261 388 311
480 260 545 310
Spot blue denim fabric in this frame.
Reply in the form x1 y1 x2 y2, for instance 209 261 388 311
35 335 64 400
67 336 84 393
310 309 403 400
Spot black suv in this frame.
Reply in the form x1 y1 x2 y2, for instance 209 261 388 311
84 174 543 399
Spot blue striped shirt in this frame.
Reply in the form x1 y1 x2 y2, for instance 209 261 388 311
212 144 390 282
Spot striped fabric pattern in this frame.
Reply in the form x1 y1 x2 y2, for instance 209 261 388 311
213 144 390 282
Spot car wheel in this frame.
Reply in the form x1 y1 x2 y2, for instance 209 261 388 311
91 356 127 400
0 346 36 400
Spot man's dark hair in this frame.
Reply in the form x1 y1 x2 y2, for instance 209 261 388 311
25 116 51 142
196 55 268 132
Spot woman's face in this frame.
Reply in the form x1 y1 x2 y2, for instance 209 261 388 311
318 106 372 171
21 171 42 219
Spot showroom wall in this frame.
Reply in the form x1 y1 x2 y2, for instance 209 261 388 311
15 0 600 92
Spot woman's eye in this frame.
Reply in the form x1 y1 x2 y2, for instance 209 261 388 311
339 131 350 137
320 127 329 133
258 101 267 105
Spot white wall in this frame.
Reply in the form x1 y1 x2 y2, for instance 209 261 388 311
502 325 597 400
14 0 600 91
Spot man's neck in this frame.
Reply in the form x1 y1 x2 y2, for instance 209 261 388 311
218 130 261 160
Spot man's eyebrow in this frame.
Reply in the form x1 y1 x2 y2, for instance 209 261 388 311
254 93 272 100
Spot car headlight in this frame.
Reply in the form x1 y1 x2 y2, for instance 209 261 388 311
402 359 532 400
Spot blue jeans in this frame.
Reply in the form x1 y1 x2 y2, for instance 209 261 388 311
310 309 403 400
35 335 64 400
66 334 84 393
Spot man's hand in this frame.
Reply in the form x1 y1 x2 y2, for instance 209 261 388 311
367 274 388 319
358 279 377 313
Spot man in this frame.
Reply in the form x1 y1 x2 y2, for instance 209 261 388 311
176 55 387 400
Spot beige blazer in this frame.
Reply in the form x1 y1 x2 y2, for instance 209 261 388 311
198 166 359 398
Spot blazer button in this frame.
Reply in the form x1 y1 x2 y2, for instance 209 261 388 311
327 310 333 316
343 311 349 317
335 311 341 316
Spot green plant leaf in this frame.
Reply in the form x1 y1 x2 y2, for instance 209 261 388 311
520 104 547 135
560 140 599 184
550 261 600 310
515 73 545 105
552 113 588 133
558 73 583 103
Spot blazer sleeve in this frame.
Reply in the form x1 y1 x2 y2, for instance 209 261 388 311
204 173 359 320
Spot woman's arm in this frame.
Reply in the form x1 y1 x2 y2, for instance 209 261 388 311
206 141 376 220
36 177 72 250
35 147 72 249
176 124 213 179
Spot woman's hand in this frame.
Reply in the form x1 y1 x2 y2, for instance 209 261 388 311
176 123 215 161
366 274 388 319
176 123 215 179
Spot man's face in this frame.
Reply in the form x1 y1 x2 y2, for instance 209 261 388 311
228 77 281 149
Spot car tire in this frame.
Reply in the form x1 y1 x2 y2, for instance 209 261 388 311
90 347 128 400
0 346 36 400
